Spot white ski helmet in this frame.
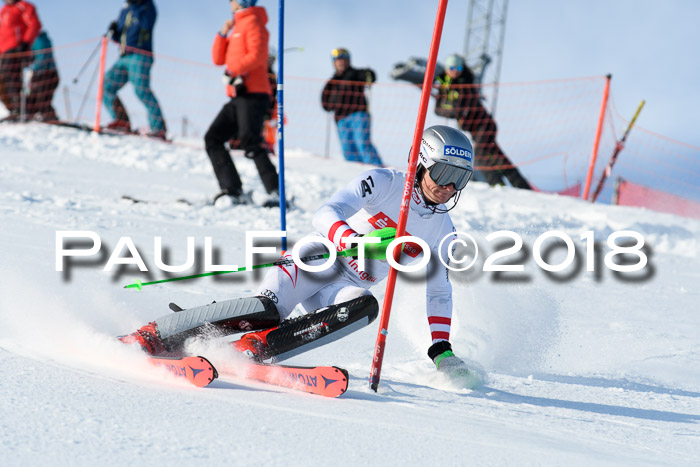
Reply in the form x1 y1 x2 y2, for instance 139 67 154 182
417 125 474 191
444 54 465 70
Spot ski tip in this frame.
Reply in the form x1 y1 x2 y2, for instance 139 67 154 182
335 367 349 396
244 364 349 397
319 366 349 398
149 355 218 388
176 356 218 387
195 356 218 386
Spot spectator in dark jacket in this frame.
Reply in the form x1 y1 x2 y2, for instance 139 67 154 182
0 0 41 119
26 30 58 121
434 54 531 190
321 48 382 166
103 0 166 139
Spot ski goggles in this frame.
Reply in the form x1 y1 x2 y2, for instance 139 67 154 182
447 65 464 72
428 162 473 190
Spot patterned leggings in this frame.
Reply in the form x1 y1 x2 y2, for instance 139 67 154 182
102 52 165 132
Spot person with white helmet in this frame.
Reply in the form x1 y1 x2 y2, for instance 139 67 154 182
119 125 477 384
436 53 531 190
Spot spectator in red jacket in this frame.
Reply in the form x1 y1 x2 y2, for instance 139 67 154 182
0 0 41 119
204 0 279 207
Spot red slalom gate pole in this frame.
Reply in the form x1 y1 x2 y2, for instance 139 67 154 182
369 0 449 392
93 36 108 133
582 74 611 200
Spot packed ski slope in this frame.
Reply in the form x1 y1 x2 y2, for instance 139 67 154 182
0 123 699 466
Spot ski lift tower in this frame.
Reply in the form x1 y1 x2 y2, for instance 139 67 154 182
463 0 509 116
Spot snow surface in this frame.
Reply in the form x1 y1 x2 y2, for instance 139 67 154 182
1 122 699 466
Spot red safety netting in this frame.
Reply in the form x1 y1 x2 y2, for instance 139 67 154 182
3 38 699 217
588 96 700 210
615 179 700 220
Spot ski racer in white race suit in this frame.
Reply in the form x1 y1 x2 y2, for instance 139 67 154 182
119 125 475 377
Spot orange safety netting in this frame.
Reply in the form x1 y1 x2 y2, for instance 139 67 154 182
3 38 699 216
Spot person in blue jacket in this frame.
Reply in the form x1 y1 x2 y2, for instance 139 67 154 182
103 0 166 139
26 30 59 121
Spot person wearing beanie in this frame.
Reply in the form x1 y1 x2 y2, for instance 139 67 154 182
235 0 257 7
321 47 382 166
434 53 531 190
102 0 167 139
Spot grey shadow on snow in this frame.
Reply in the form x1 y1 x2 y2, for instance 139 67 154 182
530 373 700 398
472 371 700 424
340 373 700 424
476 386 700 424
341 380 428 402
208 377 283 396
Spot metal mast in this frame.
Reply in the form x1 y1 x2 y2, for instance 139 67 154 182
463 0 508 116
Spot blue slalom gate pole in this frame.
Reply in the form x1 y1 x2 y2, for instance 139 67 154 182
277 0 287 251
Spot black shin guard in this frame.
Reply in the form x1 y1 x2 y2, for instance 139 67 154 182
262 295 379 362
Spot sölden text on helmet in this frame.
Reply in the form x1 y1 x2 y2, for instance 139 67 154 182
443 145 473 162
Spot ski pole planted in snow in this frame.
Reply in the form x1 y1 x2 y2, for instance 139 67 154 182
71 38 102 85
277 0 287 251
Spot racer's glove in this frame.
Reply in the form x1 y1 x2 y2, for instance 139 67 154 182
342 227 399 261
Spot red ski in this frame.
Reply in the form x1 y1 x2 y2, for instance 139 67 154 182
148 356 218 388
235 363 349 398
147 355 347 397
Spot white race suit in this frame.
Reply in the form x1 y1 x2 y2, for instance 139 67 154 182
255 168 458 343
